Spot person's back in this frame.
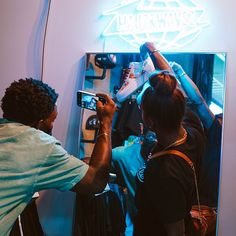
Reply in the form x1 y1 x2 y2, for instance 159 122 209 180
0 121 86 231
134 109 204 236
134 42 204 236
0 78 116 235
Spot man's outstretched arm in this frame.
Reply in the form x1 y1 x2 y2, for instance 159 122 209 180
72 93 116 194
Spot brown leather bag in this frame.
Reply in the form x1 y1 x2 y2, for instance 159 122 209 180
150 149 217 236
190 205 217 236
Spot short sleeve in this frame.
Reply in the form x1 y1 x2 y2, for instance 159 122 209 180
34 142 89 192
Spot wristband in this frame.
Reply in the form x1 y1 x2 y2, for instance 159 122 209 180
97 132 109 139
149 49 159 56
178 72 186 77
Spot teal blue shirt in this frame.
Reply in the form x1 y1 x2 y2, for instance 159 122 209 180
0 119 89 235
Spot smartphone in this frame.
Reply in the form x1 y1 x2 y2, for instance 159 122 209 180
77 90 106 111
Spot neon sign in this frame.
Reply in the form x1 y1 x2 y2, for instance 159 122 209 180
102 0 210 50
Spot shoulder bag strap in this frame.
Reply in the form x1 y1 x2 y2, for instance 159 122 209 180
149 149 194 169
150 149 202 219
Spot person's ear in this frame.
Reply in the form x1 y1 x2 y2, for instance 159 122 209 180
37 119 52 135
37 120 44 129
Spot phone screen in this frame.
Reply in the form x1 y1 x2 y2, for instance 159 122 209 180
77 90 99 111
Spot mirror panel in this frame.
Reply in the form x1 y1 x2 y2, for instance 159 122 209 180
79 52 226 231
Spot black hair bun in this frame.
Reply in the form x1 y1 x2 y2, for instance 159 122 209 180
149 71 177 96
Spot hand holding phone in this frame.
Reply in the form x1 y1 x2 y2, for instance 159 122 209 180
96 92 116 126
77 90 106 111
77 90 116 129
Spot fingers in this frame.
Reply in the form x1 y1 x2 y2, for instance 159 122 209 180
140 42 157 55
96 100 103 112
96 93 116 111
96 93 115 104
169 61 177 68
169 61 173 66
95 93 116 123
169 62 184 76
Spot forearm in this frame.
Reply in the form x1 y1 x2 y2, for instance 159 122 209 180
89 120 112 180
178 73 205 105
72 93 116 194
150 50 172 71
178 73 215 128
141 42 172 71
72 121 112 194
196 102 215 129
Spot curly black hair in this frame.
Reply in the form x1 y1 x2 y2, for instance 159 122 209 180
1 78 58 125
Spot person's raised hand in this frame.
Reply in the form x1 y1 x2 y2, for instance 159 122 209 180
96 93 116 126
140 42 157 55
169 61 185 78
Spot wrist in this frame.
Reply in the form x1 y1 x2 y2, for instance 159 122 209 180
98 120 112 133
178 72 186 77
174 69 185 77
96 132 109 139
149 49 159 56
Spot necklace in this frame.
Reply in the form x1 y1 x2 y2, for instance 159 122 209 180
147 128 188 161
163 128 188 151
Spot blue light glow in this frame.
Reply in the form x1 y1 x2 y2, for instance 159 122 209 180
209 102 223 115
101 0 210 50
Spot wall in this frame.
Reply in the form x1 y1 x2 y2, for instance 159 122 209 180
0 0 236 235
